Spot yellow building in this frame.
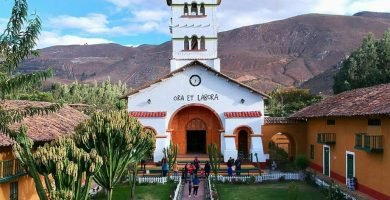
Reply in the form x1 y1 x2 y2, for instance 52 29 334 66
292 84 390 200
0 100 88 200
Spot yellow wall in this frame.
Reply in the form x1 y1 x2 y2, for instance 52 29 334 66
263 123 307 158
307 117 390 199
0 148 39 200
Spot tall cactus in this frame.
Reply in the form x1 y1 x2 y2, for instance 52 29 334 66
163 141 178 179
208 143 222 180
74 110 155 200
13 130 103 200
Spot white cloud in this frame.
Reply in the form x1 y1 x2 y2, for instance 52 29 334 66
49 10 169 36
37 31 113 49
50 14 110 34
132 10 170 22
105 0 143 8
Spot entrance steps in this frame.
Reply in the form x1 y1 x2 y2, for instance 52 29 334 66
137 154 261 176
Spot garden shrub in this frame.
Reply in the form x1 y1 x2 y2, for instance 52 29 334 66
294 155 309 171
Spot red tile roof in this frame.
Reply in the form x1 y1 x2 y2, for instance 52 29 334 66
291 84 390 118
0 100 88 147
0 134 14 147
130 111 167 118
224 111 262 118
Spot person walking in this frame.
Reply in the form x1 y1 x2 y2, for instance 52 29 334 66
188 180 193 198
188 163 195 180
204 161 211 178
192 175 200 197
183 163 189 181
235 158 242 176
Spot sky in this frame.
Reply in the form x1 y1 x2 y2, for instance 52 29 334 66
0 0 390 49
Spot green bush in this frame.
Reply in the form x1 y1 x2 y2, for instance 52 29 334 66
294 155 309 170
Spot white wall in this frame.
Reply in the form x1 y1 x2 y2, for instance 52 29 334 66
128 65 264 128
128 65 266 162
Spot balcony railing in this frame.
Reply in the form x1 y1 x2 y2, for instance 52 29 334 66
355 134 384 153
0 159 26 183
317 133 336 145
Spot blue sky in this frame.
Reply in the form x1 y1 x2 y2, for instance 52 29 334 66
1 0 390 49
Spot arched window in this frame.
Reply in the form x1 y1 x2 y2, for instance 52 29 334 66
200 3 205 15
191 35 198 50
184 36 190 51
200 36 206 50
191 3 198 15
184 3 189 15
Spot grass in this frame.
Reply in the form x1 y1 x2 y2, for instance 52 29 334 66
94 182 176 200
216 182 327 200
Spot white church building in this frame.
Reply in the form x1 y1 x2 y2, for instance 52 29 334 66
125 0 270 162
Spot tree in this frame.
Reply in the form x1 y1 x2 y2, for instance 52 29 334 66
74 110 155 200
0 1 60 199
266 88 322 117
333 30 390 94
51 79 128 114
13 135 103 200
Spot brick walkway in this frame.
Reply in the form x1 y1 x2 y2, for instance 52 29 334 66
182 179 205 200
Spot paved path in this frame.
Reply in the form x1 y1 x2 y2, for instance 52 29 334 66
182 180 205 200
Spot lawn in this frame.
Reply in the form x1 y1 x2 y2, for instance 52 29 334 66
216 182 326 200
94 183 176 200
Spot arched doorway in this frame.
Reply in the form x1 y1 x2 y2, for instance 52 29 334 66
270 132 296 160
169 104 223 155
234 126 253 160
186 119 207 154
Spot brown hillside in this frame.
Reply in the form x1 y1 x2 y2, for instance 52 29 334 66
20 13 390 93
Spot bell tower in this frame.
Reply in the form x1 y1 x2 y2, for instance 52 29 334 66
167 0 222 72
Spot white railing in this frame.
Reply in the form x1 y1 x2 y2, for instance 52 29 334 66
137 176 167 184
170 175 181 182
172 178 182 200
210 173 302 183
257 173 301 182
207 177 214 200
137 176 181 184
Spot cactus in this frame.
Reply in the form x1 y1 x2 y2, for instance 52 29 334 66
208 143 222 180
13 130 103 200
163 141 178 179
74 110 155 200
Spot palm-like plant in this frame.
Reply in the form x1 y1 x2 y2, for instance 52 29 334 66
74 110 155 200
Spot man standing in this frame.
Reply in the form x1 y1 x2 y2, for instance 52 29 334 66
235 158 242 176
204 161 211 178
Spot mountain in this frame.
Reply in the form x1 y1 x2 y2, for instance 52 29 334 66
20 13 390 94
354 11 390 19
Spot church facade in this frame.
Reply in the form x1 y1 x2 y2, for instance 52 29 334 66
125 0 269 162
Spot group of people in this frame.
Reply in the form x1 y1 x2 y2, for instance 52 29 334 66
182 157 211 180
160 156 243 197
227 157 242 176
182 157 211 197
